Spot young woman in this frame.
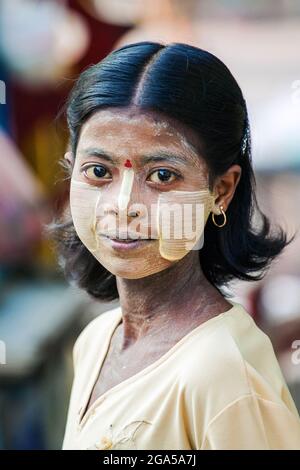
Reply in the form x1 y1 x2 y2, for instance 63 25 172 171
57 41 300 450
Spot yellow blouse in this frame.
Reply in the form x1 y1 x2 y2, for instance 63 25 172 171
62 301 300 450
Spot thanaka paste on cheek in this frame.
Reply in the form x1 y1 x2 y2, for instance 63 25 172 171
157 189 215 261
69 179 102 253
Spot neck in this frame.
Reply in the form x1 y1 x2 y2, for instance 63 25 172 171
116 252 229 350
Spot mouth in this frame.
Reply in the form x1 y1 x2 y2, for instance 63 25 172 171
99 233 154 250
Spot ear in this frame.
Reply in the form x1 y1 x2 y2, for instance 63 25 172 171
212 164 242 215
64 151 74 166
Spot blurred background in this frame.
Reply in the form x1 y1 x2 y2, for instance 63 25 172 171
0 0 300 450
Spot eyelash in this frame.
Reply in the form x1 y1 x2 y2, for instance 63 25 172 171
81 164 182 185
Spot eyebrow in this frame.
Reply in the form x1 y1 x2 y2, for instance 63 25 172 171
79 147 194 166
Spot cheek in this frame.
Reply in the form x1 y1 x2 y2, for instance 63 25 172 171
157 189 215 261
69 180 102 252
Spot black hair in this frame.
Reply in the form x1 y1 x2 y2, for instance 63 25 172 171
51 41 293 301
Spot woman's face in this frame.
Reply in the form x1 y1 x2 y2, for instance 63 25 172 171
69 107 217 279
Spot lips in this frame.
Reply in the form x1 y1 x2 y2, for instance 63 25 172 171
110 237 145 243
100 231 151 241
99 234 153 251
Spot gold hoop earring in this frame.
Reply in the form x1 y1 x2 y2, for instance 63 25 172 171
212 205 227 228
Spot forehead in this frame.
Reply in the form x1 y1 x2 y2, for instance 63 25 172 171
77 107 203 160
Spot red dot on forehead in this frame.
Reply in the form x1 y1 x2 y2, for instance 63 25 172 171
124 159 132 168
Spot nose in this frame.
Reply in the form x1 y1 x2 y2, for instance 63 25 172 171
105 163 142 217
118 160 135 212
94 164 148 231
94 186 156 240
104 206 140 218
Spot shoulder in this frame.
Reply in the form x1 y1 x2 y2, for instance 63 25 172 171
183 303 257 393
72 304 121 368
183 302 296 418
200 392 300 449
181 303 300 448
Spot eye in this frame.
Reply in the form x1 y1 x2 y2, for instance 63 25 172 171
148 169 179 184
83 165 111 181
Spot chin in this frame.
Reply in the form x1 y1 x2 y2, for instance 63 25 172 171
101 260 173 280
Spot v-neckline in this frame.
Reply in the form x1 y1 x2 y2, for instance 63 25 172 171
78 301 239 428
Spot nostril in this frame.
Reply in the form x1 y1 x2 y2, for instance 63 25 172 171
128 210 139 217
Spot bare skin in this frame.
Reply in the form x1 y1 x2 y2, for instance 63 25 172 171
66 106 241 420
